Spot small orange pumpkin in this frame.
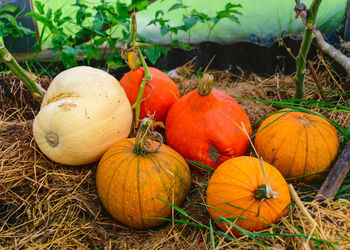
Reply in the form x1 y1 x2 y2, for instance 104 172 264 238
165 74 252 171
96 118 191 229
206 156 291 235
254 109 339 183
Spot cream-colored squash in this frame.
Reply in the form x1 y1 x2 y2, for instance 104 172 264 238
33 66 132 165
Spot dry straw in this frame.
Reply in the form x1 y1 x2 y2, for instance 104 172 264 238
1 54 350 248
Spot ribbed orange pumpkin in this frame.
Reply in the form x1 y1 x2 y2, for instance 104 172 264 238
120 66 180 123
254 109 339 183
165 74 252 170
206 156 291 235
96 118 191 229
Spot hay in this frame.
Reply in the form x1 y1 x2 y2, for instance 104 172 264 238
1 55 350 249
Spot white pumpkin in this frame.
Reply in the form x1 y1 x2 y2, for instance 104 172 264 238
33 66 132 165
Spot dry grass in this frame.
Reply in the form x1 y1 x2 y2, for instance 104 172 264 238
1 55 350 249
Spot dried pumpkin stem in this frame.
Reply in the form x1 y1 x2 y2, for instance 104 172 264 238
0 40 44 101
198 73 214 95
134 118 162 155
240 121 276 200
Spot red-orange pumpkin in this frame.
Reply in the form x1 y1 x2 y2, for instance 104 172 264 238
254 109 339 183
206 156 291 235
120 66 180 123
96 119 191 229
165 74 252 170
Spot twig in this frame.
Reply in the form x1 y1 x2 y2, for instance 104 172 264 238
313 29 350 76
316 140 350 201
289 184 317 226
306 60 325 99
289 184 328 245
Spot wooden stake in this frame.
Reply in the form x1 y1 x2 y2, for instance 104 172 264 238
316 141 350 201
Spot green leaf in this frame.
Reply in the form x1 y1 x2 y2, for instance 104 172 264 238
168 3 188 12
94 37 106 46
183 15 198 30
62 45 79 57
160 25 171 36
108 59 125 70
34 1 45 15
0 3 18 13
56 16 72 27
76 8 87 25
92 18 104 31
146 46 161 65
45 8 52 20
116 2 129 18
129 0 149 11
54 9 62 20
0 14 17 26
26 12 57 33
78 44 99 60
155 10 164 18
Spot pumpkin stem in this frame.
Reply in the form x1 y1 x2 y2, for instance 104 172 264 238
258 157 276 199
134 117 163 155
240 121 276 200
198 73 214 95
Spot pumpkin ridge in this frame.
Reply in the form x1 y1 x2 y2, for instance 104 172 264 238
302 126 310 179
104 153 136 214
211 197 256 218
136 156 145 228
99 145 133 165
120 155 138 223
263 199 284 219
158 150 191 177
308 121 335 163
235 198 262 220
267 122 301 163
207 183 255 193
212 194 255 205
286 128 304 178
147 155 173 203
257 120 288 152
228 160 262 189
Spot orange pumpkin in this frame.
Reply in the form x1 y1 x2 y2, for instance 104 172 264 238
206 156 291 235
96 118 191 229
120 65 180 123
254 109 339 183
165 74 252 170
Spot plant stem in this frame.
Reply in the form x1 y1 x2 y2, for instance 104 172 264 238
134 117 152 155
131 48 152 126
134 117 162 155
294 0 323 99
0 41 44 100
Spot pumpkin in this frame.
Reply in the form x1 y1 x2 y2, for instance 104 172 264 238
96 118 191 229
165 74 252 170
33 66 132 165
120 52 180 123
254 109 339 183
206 156 291 235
